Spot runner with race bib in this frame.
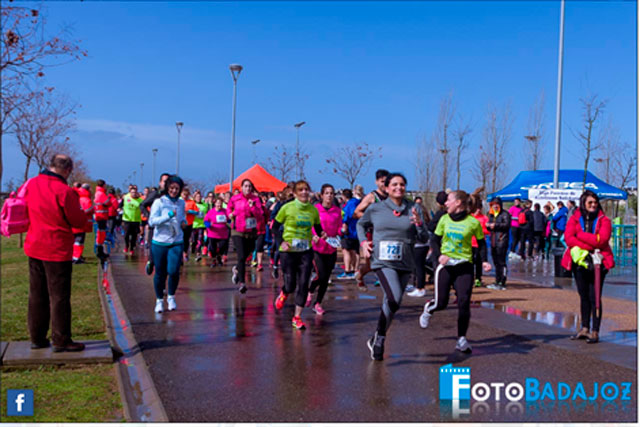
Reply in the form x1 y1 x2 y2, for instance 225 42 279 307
357 173 428 361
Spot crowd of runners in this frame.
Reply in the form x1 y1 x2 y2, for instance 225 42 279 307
67 167 612 360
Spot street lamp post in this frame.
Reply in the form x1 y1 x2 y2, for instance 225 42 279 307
175 122 184 175
140 163 144 189
553 0 566 189
294 121 306 180
133 170 137 187
152 148 158 186
229 64 243 193
251 139 261 165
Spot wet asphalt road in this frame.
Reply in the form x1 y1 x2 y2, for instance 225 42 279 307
111 247 637 422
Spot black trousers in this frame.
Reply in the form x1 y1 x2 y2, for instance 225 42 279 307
491 246 508 285
123 221 140 251
413 245 429 289
28 257 73 346
208 238 226 260
533 231 545 255
232 234 256 284
510 227 521 252
425 262 474 337
281 250 314 307
182 225 193 254
310 251 337 304
191 228 205 254
472 247 482 281
518 228 533 258
573 263 608 332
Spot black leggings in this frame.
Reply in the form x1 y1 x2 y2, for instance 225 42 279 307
232 234 256 284
491 246 508 286
310 251 337 304
123 221 140 251
414 245 429 289
375 268 412 336
518 229 533 258
425 262 474 337
191 228 205 254
281 250 314 307
510 227 521 252
271 227 283 266
208 238 226 260
472 247 482 280
573 263 608 332
183 225 193 254
108 217 117 236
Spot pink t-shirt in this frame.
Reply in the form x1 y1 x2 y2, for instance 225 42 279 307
312 203 342 254
204 208 229 239
508 205 522 228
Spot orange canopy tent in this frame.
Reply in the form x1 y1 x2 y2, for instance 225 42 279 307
214 164 287 194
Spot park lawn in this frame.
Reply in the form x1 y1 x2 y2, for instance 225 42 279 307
1 233 123 422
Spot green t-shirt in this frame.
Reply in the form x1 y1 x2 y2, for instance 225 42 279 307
435 214 484 262
192 202 209 229
122 195 143 223
275 199 320 252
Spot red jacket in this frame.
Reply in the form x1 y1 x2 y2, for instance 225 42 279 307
22 171 87 262
72 188 94 233
93 186 110 221
107 194 118 217
561 210 615 271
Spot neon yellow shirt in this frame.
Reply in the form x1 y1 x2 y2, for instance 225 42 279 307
435 214 484 262
275 199 320 252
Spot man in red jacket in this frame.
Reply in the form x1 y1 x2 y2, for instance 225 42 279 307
23 154 88 352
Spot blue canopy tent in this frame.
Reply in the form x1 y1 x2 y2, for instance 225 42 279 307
487 169 627 201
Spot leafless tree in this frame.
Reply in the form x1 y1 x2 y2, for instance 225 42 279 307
524 91 545 171
265 144 296 183
483 102 513 193
570 94 606 191
415 134 438 194
453 117 472 189
473 144 492 190
1 4 87 186
434 93 456 190
324 142 381 188
14 89 76 181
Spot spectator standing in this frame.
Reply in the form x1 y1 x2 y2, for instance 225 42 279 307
486 197 511 290
508 198 522 256
517 200 534 260
552 201 569 247
23 154 88 352
531 203 547 259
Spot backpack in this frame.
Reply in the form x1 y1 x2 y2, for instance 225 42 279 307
518 210 527 225
1 180 31 237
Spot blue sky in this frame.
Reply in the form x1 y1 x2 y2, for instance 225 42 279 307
3 1 636 193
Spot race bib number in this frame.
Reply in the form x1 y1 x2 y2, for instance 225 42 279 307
216 214 226 223
245 217 257 229
379 241 403 261
326 237 342 249
291 238 310 251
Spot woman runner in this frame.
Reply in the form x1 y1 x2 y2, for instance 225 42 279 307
192 191 208 262
357 173 428 361
203 198 230 267
122 185 143 255
419 190 492 353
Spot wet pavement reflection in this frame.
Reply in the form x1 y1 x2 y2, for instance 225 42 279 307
110 249 637 422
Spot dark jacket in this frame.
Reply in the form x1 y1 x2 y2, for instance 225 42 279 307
140 189 163 217
518 208 533 231
487 204 511 249
428 208 447 233
532 210 547 232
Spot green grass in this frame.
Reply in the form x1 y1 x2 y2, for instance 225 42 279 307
1 233 123 422
1 233 106 341
0 364 124 422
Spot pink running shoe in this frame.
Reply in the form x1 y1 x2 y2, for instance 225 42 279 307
312 303 325 315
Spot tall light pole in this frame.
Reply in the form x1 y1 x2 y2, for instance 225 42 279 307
132 170 137 187
229 63 243 193
553 0 566 188
152 148 158 186
294 121 306 180
175 122 184 175
251 139 261 164
140 163 144 189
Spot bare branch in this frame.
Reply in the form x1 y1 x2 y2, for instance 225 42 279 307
524 90 545 171
324 142 381 188
265 144 296 183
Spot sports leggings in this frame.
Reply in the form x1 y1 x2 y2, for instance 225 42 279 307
310 251 337 304
413 245 429 289
151 242 182 299
123 221 140 251
375 268 412 336
425 262 474 337
573 263 608 332
182 225 193 254
281 250 314 307
208 238 226 260
232 234 256 284
191 228 205 254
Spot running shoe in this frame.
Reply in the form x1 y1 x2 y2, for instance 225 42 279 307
312 303 325 315
419 307 432 329
269 259 275 267
407 288 426 297
167 295 177 311
154 299 164 314
195 255 202 262
455 336 472 353
336 272 351 280
251 261 258 267
367 332 385 361
274 291 287 310
232 266 239 284
374 280 381 287
305 292 313 307
272 267 279 279
474 279 483 288
123 249 129 255
222 255 228 264
486 283 501 290
405 285 416 293
238 284 247 294
292 315 306 330
257 265 264 272
145 261 154 275
72 258 86 265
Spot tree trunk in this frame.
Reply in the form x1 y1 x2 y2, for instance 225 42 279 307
24 156 32 182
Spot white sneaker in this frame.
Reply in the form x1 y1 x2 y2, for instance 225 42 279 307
167 295 177 311
456 336 472 353
419 308 432 329
407 288 426 297
154 299 164 313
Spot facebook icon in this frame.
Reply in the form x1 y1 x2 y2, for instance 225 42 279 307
7 389 34 416
439 364 471 400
